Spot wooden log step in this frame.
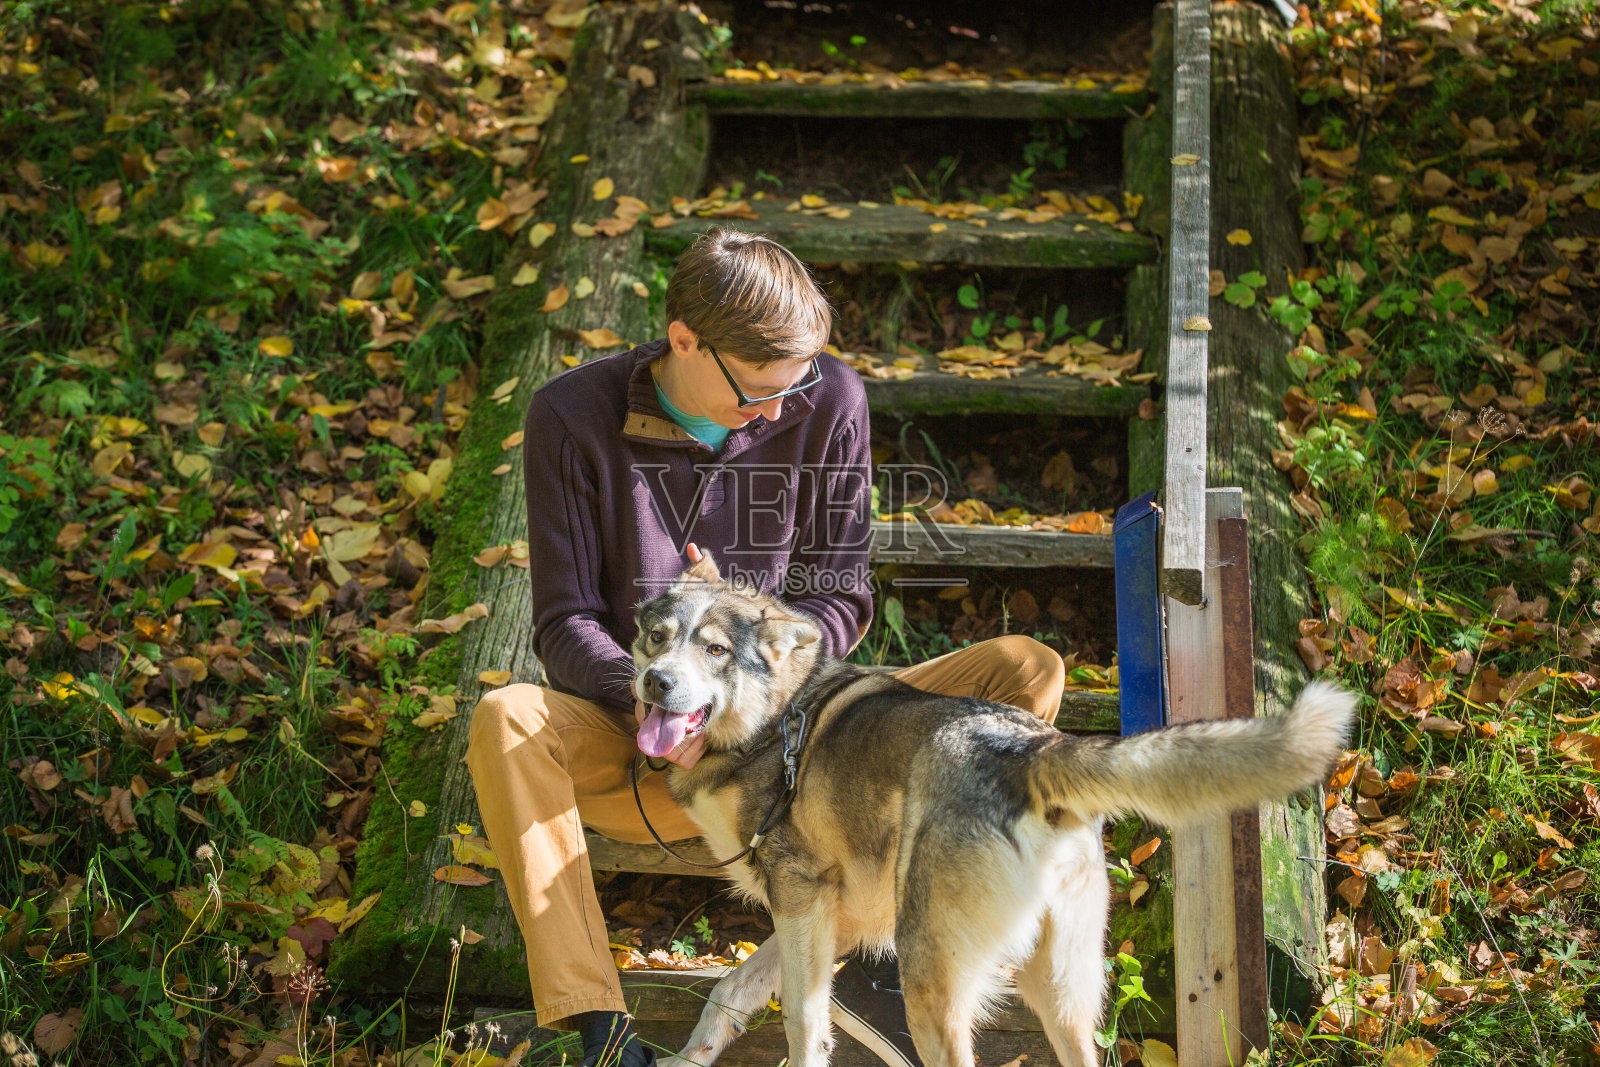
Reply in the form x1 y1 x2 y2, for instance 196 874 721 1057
859 361 1149 418
473 983 1058 1067
583 691 1118 877
688 77 1149 120
644 200 1157 270
869 520 1114 568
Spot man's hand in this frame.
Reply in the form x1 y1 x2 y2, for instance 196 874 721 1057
634 697 708 770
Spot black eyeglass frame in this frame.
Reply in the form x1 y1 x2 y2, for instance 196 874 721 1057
703 343 824 408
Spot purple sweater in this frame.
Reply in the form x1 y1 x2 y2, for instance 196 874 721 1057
521 339 875 712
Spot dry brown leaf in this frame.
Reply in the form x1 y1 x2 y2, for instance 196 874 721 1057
433 865 493 887
578 327 626 349
35 1009 84 1056
1130 837 1163 866
416 603 489 635
541 284 570 312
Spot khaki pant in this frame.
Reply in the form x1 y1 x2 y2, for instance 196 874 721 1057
464 635 1066 1029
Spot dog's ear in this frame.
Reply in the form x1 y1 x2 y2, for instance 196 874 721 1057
679 549 721 586
759 608 820 665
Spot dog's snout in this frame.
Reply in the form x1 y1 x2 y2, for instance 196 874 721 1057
642 666 676 701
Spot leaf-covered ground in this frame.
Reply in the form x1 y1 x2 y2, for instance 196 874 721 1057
1 0 1597 1065
1267 0 1599 1062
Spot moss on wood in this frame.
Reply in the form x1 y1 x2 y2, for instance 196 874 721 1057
1206 1 1328 1008
863 371 1148 419
645 202 1157 270
330 5 716 996
687 80 1150 120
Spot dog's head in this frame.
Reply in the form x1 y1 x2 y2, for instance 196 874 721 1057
630 550 821 759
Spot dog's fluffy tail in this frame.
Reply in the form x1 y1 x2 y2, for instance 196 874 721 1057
1029 681 1356 827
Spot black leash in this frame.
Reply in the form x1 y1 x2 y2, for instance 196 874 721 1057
630 701 809 869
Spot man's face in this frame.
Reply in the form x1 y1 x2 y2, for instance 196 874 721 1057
665 321 818 428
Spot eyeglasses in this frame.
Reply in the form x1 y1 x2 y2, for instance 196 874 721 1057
703 342 824 408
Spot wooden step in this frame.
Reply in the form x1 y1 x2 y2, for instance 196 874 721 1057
688 77 1149 120
473 976 1060 1067
859 361 1149 417
585 690 1119 877
644 199 1156 269
869 519 1113 567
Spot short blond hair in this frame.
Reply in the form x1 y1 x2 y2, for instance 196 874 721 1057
664 228 832 369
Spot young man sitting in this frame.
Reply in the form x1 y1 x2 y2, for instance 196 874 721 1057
465 227 1065 1067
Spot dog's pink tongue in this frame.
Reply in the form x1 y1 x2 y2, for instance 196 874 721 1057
637 704 691 759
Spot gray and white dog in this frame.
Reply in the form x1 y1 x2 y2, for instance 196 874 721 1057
630 551 1354 1067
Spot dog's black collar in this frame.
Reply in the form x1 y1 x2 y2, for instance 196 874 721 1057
630 699 810 870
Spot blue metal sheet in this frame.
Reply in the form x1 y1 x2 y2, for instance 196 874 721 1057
1114 491 1166 735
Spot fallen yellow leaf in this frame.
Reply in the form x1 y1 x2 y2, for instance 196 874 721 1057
528 221 557 248
178 541 238 571
259 336 293 357
541 284 570 312
593 177 614 200
1226 229 1252 245
578 328 625 349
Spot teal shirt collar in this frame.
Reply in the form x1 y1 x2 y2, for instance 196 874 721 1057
653 379 731 451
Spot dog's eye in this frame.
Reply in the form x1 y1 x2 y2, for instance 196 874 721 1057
705 643 728 657
649 629 665 644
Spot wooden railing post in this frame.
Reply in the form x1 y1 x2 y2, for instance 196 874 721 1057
1161 0 1256 1062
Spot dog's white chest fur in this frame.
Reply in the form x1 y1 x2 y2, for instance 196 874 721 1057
686 787 767 905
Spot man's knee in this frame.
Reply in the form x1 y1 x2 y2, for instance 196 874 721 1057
993 634 1066 687
467 683 552 759
990 635 1066 721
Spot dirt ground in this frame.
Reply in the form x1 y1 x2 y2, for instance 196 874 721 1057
704 114 1127 205
816 264 1129 355
702 0 1155 76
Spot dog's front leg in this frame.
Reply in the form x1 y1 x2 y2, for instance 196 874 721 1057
659 936 783 1067
773 892 841 1067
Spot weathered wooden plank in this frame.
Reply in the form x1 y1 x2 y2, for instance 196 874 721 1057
1123 5 1172 501
688 77 1149 119
858 673 1119 733
585 830 722 874
328 6 715 999
1218 515 1269 1055
1059 688 1121 732
870 521 1113 568
609 967 1046 1031
645 200 1158 270
1159 0 1211 607
1205 1 1330 1011
1168 488 1242 1066
473 994 1064 1067
1123 6 1175 242
859 362 1148 418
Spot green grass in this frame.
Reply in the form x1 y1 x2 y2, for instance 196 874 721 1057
2 0 1597 1063
1270 0 1600 1061
0 0 554 1060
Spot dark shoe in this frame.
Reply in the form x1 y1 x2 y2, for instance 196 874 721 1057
829 958 923 1067
575 1011 657 1067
